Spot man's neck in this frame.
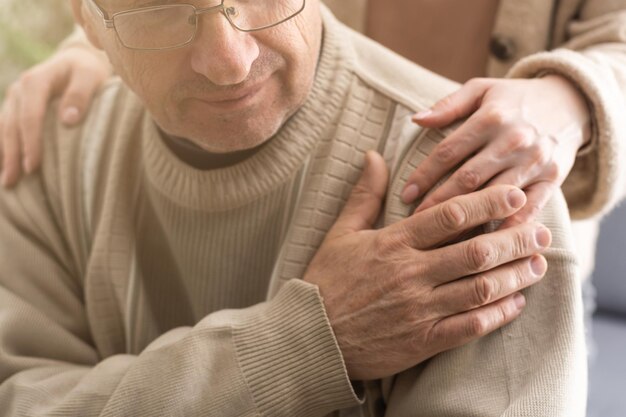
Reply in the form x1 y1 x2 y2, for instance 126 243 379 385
161 131 269 170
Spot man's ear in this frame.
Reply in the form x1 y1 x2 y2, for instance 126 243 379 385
70 0 104 50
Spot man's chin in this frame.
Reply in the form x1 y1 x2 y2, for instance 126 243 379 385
165 116 285 154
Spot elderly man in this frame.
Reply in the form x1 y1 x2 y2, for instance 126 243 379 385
0 0 584 416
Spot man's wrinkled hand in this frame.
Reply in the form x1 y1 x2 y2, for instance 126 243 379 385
304 151 551 381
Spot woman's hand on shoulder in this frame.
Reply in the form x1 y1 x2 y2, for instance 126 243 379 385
402 76 591 228
0 46 112 187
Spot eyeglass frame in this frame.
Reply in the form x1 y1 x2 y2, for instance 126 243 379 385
84 0 307 51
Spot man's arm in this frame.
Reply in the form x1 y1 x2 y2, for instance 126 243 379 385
0 149 546 416
0 169 362 415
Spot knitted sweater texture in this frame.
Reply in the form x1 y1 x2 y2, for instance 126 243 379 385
0 8 588 417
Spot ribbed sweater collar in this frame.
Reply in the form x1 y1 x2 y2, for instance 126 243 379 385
143 7 355 211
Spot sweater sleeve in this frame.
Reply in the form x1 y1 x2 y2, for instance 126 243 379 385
506 2 626 220
381 128 587 417
0 174 360 416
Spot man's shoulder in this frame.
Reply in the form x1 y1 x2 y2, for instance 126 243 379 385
42 78 143 178
345 28 460 112
37 78 145 231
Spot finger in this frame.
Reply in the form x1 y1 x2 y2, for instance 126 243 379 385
411 78 494 128
326 151 389 240
499 182 556 229
431 255 546 317
414 148 511 212
58 66 103 126
401 116 490 205
17 74 53 175
1 91 23 188
390 185 526 250
426 221 552 285
428 292 526 353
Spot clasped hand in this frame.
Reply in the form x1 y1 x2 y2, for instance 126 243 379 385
304 152 551 381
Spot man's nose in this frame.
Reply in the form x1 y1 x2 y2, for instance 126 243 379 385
189 12 260 86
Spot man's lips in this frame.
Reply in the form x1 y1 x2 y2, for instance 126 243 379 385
191 82 266 110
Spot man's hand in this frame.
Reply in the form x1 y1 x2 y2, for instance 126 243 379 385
0 47 111 187
402 76 590 228
304 151 551 381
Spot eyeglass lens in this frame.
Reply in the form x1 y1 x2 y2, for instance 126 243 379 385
113 0 305 50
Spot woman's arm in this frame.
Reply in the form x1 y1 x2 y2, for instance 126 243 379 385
0 26 110 187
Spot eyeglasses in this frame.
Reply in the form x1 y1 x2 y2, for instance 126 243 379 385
85 0 307 51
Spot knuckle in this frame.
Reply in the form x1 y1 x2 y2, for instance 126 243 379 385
506 128 534 153
544 161 560 182
467 314 490 337
473 275 496 306
377 229 405 254
487 189 508 216
482 107 507 127
438 201 466 231
497 303 511 325
456 169 481 191
529 143 549 165
515 262 533 288
434 141 457 164
466 240 496 271
513 228 532 256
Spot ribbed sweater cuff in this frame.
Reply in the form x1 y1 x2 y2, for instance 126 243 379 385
505 49 626 220
233 279 362 416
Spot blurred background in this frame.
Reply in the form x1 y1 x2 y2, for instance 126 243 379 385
0 0 74 98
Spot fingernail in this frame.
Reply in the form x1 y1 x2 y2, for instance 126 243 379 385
530 255 547 276
535 227 551 248
514 293 526 309
401 184 420 204
507 189 525 209
62 107 80 125
412 109 432 121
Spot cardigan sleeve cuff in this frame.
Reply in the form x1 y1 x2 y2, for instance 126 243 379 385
506 48 626 220
233 279 363 416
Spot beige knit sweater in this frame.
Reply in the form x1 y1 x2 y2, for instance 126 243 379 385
0 8 587 417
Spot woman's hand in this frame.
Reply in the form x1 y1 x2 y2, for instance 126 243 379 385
0 46 111 187
401 75 591 228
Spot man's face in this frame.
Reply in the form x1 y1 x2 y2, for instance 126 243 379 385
79 0 322 153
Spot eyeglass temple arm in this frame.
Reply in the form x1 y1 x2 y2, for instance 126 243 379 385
85 0 115 28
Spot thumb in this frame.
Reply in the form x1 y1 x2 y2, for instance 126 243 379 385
327 151 389 240
412 78 494 128
57 72 101 126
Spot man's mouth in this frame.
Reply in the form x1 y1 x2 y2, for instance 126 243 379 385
191 82 267 112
